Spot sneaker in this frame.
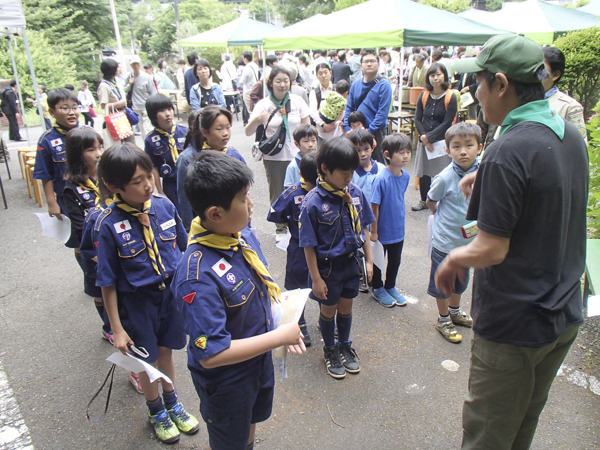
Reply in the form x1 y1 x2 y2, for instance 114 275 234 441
386 288 407 306
411 200 428 211
371 287 396 308
451 311 473 328
167 403 200 435
339 341 360 374
101 329 114 345
359 280 369 293
323 344 346 379
129 372 144 394
435 320 463 343
299 323 312 348
275 228 288 243
148 409 180 444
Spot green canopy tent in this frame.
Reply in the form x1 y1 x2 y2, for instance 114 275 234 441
263 0 511 50
181 18 283 47
466 0 599 44
579 0 600 16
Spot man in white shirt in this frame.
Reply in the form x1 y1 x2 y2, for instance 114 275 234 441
124 55 157 137
239 51 259 125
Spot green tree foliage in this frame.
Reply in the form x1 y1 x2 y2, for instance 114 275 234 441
0 31 77 105
278 0 335 25
334 0 366 11
554 27 600 119
419 0 471 14
585 113 600 237
248 0 278 22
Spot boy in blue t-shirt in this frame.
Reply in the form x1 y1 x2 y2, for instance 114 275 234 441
370 134 412 308
268 152 318 347
426 123 482 343
349 129 385 204
283 124 318 188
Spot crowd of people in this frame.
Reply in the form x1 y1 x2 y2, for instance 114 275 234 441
20 35 590 449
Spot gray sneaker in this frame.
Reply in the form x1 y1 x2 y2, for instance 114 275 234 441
411 200 428 211
339 341 360 374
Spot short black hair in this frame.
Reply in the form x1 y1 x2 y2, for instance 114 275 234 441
64 127 104 184
328 50 337 58
143 63 153 70
64 84 75 91
47 88 78 110
382 133 412 157
184 151 253 221
9 79 16 87
157 58 166 69
315 63 330 74
299 151 318 185
99 143 153 190
293 124 318 143
177 59 186 65
317 137 359 175
242 51 253 62
445 122 482 148
338 52 346 62
425 63 450 91
194 59 212 78
266 54 278 66
266 66 291 93
335 79 350 95
100 58 119 80
477 68 547 104
348 128 373 148
361 49 378 64
299 55 307 65
145 94 174 128
187 52 199 66
353 48 361 54
348 110 366 127
542 46 565 86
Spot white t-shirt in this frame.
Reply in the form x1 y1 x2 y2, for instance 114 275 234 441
251 93 310 161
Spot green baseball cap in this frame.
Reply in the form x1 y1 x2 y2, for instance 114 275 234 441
453 34 545 83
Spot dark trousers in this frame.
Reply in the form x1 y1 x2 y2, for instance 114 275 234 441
373 128 387 165
419 175 432 202
81 112 94 127
371 240 404 290
242 98 250 125
6 114 21 141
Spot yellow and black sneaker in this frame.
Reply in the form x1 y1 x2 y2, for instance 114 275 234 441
148 409 180 444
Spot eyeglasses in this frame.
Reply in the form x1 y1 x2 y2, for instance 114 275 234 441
362 60 378 65
57 106 80 113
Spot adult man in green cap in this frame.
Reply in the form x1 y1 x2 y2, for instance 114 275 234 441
435 34 587 449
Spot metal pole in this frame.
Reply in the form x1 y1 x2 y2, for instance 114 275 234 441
109 0 127 70
265 0 269 23
8 35 31 144
261 45 267 98
174 0 183 59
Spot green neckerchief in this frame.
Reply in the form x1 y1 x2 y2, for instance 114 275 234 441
499 99 564 139
269 92 291 140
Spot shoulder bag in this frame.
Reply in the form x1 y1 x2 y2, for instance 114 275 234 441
257 98 291 157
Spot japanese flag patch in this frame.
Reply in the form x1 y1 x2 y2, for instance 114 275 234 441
151 135 161 142
51 138 62 147
294 195 304 205
113 220 132 234
76 186 88 194
211 258 232 277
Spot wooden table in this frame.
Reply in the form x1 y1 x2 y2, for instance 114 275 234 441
387 110 415 140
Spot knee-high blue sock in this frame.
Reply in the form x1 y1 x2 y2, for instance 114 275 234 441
162 388 178 410
319 313 335 347
336 312 352 343
147 396 165 416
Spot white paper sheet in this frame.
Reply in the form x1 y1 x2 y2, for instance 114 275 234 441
106 352 173 385
460 92 474 107
275 231 291 251
588 295 600 317
425 140 448 160
370 240 386 272
34 213 71 243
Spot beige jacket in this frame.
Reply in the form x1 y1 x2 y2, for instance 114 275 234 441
548 90 587 143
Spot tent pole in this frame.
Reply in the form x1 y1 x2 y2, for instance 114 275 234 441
21 29 45 133
262 45 266 98
109 0 127 71
399 47 405 103
8 35 31 145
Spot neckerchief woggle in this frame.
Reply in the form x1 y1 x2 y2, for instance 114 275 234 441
113 194 165 276
156 125 179 164
188 218 281 304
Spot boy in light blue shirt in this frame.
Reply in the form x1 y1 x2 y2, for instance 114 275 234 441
349 129 385 204
283 124 318 188
426 122 482 343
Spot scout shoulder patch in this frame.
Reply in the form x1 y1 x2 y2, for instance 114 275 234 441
211 258 232 277
182 292 196 304
151 135 161 142
194 335 207 350
114 220 132 233
51 138 62 147
294 195 304 205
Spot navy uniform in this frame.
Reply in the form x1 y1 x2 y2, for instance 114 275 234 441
299 182 375 305
267 181 310 290
33 124 81 214
63 180 99 249
93 193 188 363
171 226 274 450
144 125 187 211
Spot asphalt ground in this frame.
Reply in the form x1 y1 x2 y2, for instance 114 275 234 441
0 117 598 450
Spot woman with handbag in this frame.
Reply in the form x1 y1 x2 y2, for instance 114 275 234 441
245 66 310 240
97 59 135 143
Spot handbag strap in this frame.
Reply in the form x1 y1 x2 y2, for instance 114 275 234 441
355 76 381 110
102 80 122 101
260 97 291 141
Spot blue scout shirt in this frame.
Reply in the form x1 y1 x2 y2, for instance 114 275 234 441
171 227 273 389
283 152 302 188
267 182 309 274
351 159 386 204
144 125 188 180
33 124 81 196
299 182 375 260
94 194 188 292
370 167 410 245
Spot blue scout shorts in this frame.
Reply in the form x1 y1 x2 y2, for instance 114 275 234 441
427 247 470 299
74 251 102 298
118 279 186 364
192 352 274 450
309 253 360 306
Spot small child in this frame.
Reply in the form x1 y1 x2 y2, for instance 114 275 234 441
94 144 198 444
349 129 385 203
144 93 187 211
176 106 245 230
268 152 318 347
299 137 375 379
348 110 367 131
283 124 318 188
426 122 481 343
171 151 304 450
370 134 412 307
317 80 350 140
33 88 82 217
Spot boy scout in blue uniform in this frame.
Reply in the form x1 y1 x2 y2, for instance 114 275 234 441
144 94 187 211
267 152 318 347
171 151 305 450
93 144 198 444
299 137 375 379
33 88 82 217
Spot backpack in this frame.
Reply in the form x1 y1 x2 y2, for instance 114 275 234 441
421 90 458 125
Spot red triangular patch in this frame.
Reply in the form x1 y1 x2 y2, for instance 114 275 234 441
183 292 196 305
94 241 99 248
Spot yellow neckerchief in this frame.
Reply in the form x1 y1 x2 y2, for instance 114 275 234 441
202 142 227 153
188 218 281 304
53 124 71 136
113 194 165 276
156 125 178 163
79 178 100 206
317 175 364 246
300 177 310 192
